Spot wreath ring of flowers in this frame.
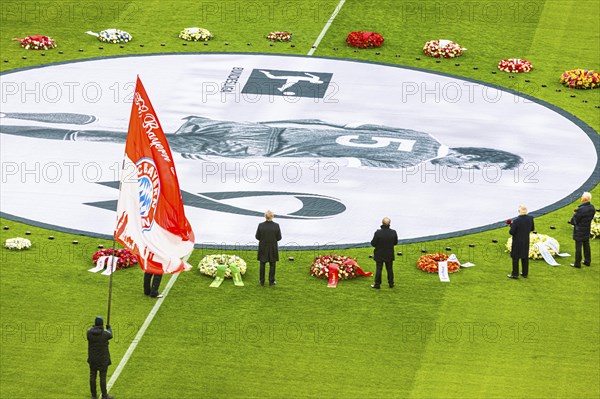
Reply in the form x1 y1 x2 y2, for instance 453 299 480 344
506 233 560 260
560 69 600 89
198 254 247 278
423 39 466 58
591 211 600 239
266 31 292 42
4 237 32 250
14 35 57 50
179 27 212 42
417 253 460 273
498 58 533 73
346 31 384 48
310 255 370 279
92 248 138 270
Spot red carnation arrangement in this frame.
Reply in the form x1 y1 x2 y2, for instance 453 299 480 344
346 31 384 48
14 35 57 50
498 58 533 73
417 253 460 273
92 248 138 270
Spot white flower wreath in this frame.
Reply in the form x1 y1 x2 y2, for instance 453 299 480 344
198 254 246 278
179 27 212 42
4 237 32 250
85 29 133 44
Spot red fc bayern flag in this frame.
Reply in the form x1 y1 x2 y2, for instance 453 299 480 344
114 76 195 274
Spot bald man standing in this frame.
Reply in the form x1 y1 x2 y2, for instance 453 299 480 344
370 217 398 289
569 192 595 268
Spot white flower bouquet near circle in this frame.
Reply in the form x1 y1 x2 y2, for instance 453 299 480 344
591 211 600 239
179 27 212 42
506 233 560 260
4 237 32 250
423 39 466 58
198 254 246 278
85 29 133 44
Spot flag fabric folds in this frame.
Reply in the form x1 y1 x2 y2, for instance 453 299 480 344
114 76 195 274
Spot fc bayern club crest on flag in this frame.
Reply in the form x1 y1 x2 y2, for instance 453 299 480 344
114 76 195 274
136 158 160 232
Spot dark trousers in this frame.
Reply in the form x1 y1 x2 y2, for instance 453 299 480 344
374 260 394 287
512 257 529 276
89 365 108 398
259 261 276 284
574 240 591 266
144 272 163 297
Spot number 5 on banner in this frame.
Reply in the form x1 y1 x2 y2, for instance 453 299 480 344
335 135 416 152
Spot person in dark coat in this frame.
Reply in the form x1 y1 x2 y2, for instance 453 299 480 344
87 316 114 399
144 272 163 298
569 192 595 268
370 217 398 289
255 210 282 286
508 205 535 279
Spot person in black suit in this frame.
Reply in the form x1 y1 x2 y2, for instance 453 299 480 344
87 316 114 399
508 205 535 279
255 210 282 286
370 217 398 289
569 192 595 268
144 272 163 298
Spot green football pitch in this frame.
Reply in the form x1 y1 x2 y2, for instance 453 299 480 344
1 1 599 398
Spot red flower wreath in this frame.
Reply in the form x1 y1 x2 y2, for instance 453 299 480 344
498 58 533 73
14 35 57 50
92 248 139 270
422 39 465 58
346 31 384 48
417 253 460 273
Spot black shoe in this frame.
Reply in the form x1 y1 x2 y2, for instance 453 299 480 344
259 282 264 286
269 281 276 286
570 264 581 268
507 274 518 279
520 273 528 278
583 262 591 267
389 284 394 288
150 294 164 298
370 284 380 289
102 395 114 399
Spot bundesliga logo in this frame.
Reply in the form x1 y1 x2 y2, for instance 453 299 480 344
136 158 160 232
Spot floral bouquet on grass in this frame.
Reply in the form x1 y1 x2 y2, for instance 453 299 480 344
198 254 247 278
4 237 32 250
346 31 384 48
591 211 600 239
92 248 138 269
179 27 212 42
266 31 292 42
85 29 132 44
423 39 466 58
506 233 560 260
14 35 57 50
417 253 460 273
498 58 533 73
310 255 370 279
560 69 600 89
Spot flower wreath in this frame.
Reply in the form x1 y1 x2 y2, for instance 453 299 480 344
590 211 600 239
92 248 138 269
179 27 212 42
198 254 247 278
266 31 292 42
14 35 57 50
422 39 466 58
506 233 560 260
345 31 384 48
4 237 32 250
310 255 371 279
559 69 600 89
417 253 460 273
85 29 132 44
498 58 533 73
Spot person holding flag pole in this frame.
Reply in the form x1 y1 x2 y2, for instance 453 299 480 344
105 75 196 325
